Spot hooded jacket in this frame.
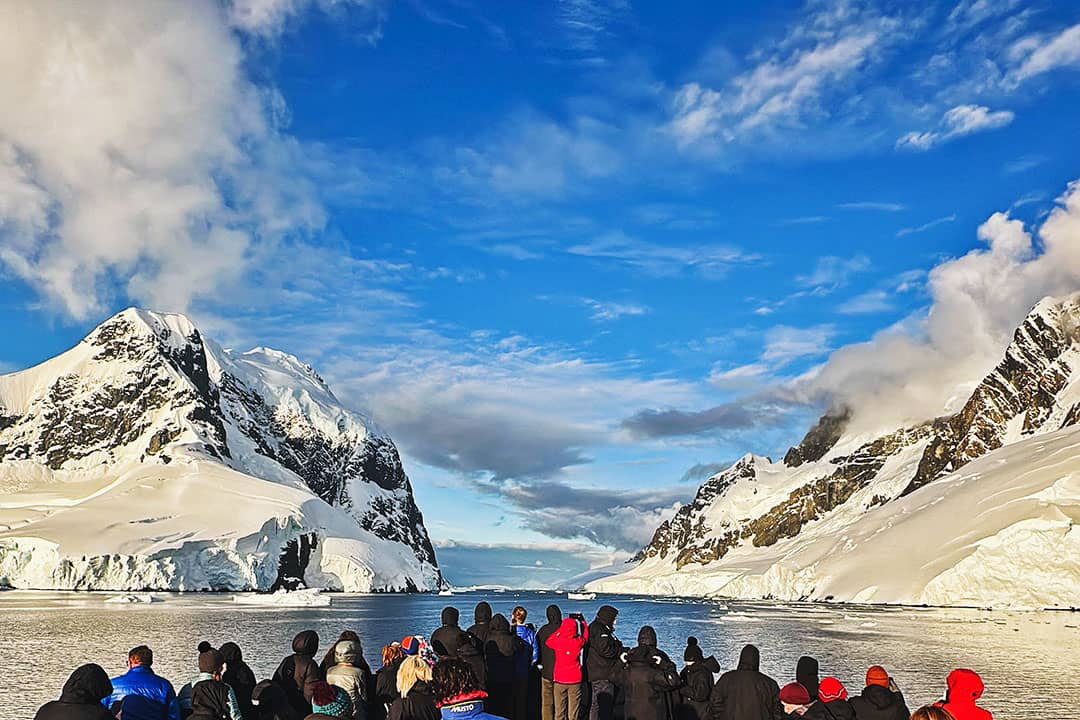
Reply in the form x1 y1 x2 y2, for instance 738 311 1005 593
678 655 721 720
794 659 819 703
190 680 236 720
35 664 116 720
513 622 539 677
274 631 324 716
327 641 369 720
388 681 440 720
536 605 564 682
468 603 494 644
622 627 681 720
376 658 405 709
251 681 300 720
934 669 992 720
483 614 526 717
222 643 259 720
433 608 465 658
105 664 181 720
437 695 504 720
709 645 782 720
546 616 589 684
586 606 624 683
848 685 907 720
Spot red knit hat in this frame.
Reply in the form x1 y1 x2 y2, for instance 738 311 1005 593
866 666 889 688
818 676 848 702
779 682 812 705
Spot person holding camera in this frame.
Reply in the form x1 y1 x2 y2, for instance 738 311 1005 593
546 613 589 720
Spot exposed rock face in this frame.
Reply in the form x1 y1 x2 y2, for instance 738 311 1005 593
783 407 850 467
0 308 441 592
605 294 1080 606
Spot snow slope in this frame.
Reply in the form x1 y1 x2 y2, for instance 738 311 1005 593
0 309 441 592
591 293 1080 608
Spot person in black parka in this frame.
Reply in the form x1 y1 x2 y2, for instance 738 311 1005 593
816 678 854 720
34 663 115 720
536 605 563 720
795 658 819 704
586 605 625 720
849 667 908 720
432 608 465 658
252 680 300 720
274 630 324 716
677 638 720 720
709 644 782 720
375 644 406 715
191 678 236 720
222 642 258 720
485 613 528 719
468 602 494 644
622 626 682 720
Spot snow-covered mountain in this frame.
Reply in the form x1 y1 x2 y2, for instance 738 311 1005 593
590 293 1080 609
0 309 442 592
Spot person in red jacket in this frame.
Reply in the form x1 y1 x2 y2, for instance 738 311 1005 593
545 615 589 720
934 669 992 720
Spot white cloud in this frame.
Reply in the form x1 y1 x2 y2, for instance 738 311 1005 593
667 5 902 153
838 289 895 314
896 214 957 237
583 298 649 322
897 104 1014 150
796 255 871 288
0 1 326 320
837 201 905 212
437 112 623 200
800 179 1080 436
229 0 387 39
567 230 760 277
1010 23 1080 84
761 324 835 366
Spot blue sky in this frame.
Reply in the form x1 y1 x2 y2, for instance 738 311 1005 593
3 0 1080 587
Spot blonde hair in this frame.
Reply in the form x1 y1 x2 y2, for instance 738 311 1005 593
911 707 956 720
397 655 433 697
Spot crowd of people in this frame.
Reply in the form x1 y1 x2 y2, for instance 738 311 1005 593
34 600 994 720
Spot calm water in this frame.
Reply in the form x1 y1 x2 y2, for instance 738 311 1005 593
3 590 1077 719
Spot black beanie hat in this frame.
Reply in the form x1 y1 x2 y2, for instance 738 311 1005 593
197 641 213 654
596 605 618 626
684 636 704 662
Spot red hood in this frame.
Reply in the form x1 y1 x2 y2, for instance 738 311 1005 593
947 669 984 703
558 618 580 634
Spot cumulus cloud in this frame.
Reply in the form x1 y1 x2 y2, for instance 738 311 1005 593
897 104 1015 150
0 1 327 320
801 179 1080 435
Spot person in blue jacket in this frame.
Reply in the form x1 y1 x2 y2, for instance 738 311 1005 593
510 607 538 720
104 645 181 720
432 659 507 720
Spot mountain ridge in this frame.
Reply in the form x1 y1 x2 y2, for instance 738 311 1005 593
591 292 1080 608
0 307 441 592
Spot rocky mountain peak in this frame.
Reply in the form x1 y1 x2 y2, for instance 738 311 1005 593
0 308 441 592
